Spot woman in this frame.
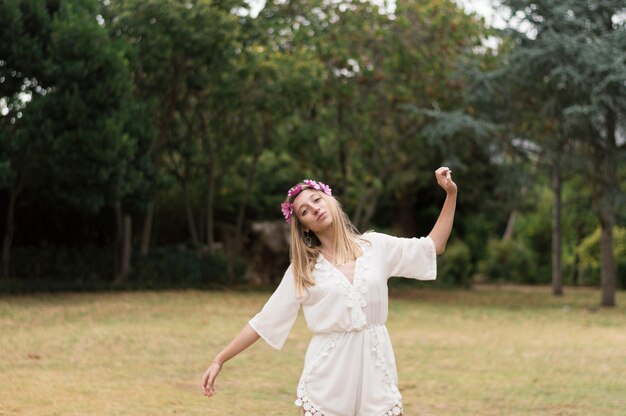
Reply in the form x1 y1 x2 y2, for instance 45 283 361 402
202 167 457 415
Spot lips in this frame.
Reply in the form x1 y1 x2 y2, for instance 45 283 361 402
317 212 327 222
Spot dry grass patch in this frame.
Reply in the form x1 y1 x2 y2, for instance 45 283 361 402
0 286 624 415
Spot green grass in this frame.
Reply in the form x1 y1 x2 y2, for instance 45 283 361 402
0 286 624 415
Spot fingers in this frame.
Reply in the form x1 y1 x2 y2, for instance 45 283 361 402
435 166 451 177
201 370 215 397
434 166 457 193
201 364 221 397
435 167 450 184
201 370 210 395
207 370 218 394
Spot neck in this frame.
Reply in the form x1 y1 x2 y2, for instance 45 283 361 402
315 227 334 254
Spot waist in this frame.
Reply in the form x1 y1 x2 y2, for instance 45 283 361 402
317 323 385 335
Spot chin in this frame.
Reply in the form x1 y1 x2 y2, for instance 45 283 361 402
313 219 332 233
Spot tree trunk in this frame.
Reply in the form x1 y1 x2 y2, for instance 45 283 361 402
114 204 122 280
2 181 20 278
337 100 348 186
121 215 132 282
599 221 615 307
571 251 579 286
360 188 380 232
551 159 563 295
598 109 617 307
352 189 368 230
114 207 132 285
205 159 216 252
183 180 199 245
235 149 260 254
502 209 518 241
140 200 154 256
235 119 269 255
391 190 416 237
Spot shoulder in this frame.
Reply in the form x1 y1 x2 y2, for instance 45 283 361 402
362 230 389 244
360 230 391 250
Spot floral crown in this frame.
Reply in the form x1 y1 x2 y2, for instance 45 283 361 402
280 179 332 224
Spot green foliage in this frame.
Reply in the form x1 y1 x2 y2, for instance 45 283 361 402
10 0 615 292
2 245 244 292
514 185 553 280
4 245 115 292
572 227 626 288
478 238 539 284
131 247 246 288
1 0 138 214
437 239 473 287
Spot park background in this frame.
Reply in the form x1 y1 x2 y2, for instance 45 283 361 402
0 0 625 414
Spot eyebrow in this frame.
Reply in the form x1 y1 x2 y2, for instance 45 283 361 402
298 193 318 215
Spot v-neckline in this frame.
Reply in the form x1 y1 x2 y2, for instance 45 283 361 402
321 254 359 287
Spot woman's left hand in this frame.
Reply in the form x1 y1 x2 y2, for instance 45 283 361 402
435 167 457 195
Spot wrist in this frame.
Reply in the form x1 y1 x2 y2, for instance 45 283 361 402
212 358 224 367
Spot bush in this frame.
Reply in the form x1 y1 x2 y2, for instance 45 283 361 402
3 245 114 292
2 244 246 292
478 239 539 284
437 239 473 287
573 227 626 289
131 245 246 288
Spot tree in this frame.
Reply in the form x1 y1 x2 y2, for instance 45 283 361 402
494 0 625 305
104 0 244 253
0 0 138 281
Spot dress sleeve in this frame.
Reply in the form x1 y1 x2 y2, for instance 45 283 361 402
248 264 300 350
369 231 437 280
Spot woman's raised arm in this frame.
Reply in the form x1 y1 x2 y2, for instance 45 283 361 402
428 167 457 255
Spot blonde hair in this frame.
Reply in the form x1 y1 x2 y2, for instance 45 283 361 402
287 184 364 297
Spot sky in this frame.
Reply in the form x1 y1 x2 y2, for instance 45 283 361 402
245 0 509 28
457 0 508 28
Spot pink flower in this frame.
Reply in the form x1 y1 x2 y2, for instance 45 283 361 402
281 202 293 224
287 185 302 198
304 179 332 196
280 179 332 223
319 182 332 195
303 179 321 190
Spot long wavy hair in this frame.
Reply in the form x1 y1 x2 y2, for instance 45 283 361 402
286 183 364 297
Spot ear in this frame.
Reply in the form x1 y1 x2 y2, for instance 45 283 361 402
304 228 309 233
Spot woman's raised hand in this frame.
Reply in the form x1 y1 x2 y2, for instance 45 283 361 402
201 361 222 397
434 167 457 195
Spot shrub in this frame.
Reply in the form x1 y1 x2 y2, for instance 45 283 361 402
131 246 246 288
5 245 114 292
478 239 539 284
2 244 246 292
437 239 473 287
573 227 626 289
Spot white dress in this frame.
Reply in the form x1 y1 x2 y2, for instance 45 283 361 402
249 231 437 416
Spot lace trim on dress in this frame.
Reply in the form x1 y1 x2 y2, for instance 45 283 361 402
384 401 404 416
314 241 372 331
370 326 404 416
295 333 341 415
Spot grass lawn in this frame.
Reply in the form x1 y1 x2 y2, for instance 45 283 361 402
0 285 624 415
